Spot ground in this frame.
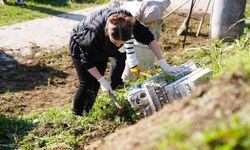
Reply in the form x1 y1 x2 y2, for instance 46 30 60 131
0 12 210 116
1 5 250 149
0 46 75 115
0 12 215 150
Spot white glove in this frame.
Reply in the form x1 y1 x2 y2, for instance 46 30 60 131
159 59 179 74
98 76 113 93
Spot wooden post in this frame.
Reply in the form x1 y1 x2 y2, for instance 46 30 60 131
162 0 192 19
182 0 196 49
196 0 211 37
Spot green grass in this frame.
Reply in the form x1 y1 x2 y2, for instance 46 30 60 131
155 109 250 150
177 26 250 79
0 115 34 149
0 88 137 149
150 21 250 150
0 0 108 27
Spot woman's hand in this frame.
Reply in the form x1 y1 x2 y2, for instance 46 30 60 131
98 76 113 93
87 67 113 93
159 59 180 74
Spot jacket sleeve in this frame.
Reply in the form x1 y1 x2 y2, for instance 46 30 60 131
78 30 98 70
133 20 155 45
125 37 139 68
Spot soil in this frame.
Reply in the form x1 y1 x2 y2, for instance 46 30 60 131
0 47 76 115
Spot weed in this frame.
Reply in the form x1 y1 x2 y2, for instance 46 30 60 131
202 115 250 150
0 115 34 149
210 44 223 78
15 92 137 149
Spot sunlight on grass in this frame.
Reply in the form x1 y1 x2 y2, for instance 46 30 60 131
154 108 250 150
0 0 103 27
13 90 137 149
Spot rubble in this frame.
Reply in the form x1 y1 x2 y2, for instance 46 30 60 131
125 61 213 117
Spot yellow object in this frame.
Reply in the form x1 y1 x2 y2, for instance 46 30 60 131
130 66 140 76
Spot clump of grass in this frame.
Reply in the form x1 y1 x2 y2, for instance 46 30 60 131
0 115 34 149
13 89 137 149
161 72 178 82
185 26 250 79
225 50 250 79
202 114 250 150
154 113 250 150
16 106 119 149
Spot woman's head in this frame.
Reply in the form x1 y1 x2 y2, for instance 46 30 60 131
105 13 135 47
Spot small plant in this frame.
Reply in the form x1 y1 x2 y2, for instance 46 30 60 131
0 115 34 149
210 44 223 78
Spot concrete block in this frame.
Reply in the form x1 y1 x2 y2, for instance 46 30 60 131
125 61 213 117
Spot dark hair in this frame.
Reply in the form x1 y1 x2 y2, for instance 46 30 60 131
106 13 135 41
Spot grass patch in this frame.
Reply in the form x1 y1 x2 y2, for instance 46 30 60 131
155 113 250 150
0 0 108 27
168 26 250 79
0 115 34 150
0 91 137 149
152 23 250 150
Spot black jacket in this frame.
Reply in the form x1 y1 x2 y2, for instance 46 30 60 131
69 7 154 69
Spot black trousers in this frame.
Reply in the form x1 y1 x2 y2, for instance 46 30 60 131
72 52 126 116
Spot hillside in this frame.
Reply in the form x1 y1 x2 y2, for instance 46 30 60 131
87 70 250 150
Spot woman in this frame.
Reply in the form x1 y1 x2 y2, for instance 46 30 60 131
69 7 175 116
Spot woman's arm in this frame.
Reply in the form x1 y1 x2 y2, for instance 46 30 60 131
88 67 113 93
148 40 164 60
87 67 102 80
148 40 180 73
